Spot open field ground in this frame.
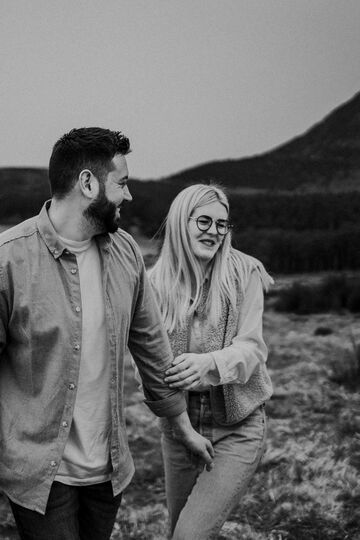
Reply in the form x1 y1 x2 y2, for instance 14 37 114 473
113 302 360 540
0 263 359 539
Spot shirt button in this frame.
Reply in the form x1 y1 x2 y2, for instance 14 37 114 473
75 306 81 313
50 461 57 467
74 344 80 351
71 268 77 274
62 421 68 428
68 383 76 390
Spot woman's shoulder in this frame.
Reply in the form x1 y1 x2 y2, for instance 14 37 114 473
230 249 274 291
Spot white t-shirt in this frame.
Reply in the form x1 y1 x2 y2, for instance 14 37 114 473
56 236 112 485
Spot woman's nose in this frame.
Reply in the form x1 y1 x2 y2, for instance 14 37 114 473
207 221 218 234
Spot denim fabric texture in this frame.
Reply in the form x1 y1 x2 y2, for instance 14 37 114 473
161 392 267 540
0 202 186 514
9 481 122 540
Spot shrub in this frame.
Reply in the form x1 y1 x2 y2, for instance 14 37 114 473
329 337 360 391
274 274 360 314
314 327 333 336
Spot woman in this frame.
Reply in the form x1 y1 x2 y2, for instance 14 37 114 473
149 184 273 540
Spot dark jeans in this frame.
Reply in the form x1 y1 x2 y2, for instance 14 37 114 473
9 481 122 540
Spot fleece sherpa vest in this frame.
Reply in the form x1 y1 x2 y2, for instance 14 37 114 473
168 254 273 425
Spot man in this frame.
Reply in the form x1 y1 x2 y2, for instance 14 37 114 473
0 127 213 540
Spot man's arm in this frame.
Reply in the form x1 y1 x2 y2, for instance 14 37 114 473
127 244 213 468
166 411 214 471
0 265 8 356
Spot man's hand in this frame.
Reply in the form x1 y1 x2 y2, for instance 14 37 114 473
167 411 214 471
164 353 217 390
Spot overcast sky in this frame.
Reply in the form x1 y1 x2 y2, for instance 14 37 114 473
1 0 359 179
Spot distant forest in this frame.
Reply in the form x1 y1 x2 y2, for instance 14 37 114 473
120 181 360 274
1 171 360 274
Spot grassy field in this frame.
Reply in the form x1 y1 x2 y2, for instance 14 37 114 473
113 302 360 540
0 275 359 539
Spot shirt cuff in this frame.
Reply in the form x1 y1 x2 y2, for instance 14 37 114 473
211 350 231 384
144 391 187 417
205 352 221 385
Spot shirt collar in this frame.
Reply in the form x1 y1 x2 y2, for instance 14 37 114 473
36 200 112 259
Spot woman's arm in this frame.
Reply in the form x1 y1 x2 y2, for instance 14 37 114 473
164 269 267 389
210 268 267 385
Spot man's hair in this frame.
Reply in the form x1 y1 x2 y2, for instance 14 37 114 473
48 127 131 198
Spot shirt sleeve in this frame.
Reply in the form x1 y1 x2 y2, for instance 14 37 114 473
208 268 268 386
127 246 186 417
0 266 8 356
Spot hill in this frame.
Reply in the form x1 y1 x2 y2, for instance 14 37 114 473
2 93 360 274
0 167 50 223
1 90 359 220
160 91 360 192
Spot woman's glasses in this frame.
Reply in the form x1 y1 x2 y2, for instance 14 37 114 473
189 215 232 235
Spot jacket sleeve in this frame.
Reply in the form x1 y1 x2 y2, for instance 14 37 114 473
208 268 268 386
127 246 186 417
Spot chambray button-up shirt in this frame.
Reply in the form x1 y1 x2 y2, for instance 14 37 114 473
0 202 186 514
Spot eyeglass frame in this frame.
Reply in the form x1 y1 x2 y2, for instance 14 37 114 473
188 215 233 236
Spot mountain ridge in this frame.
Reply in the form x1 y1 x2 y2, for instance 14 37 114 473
0 90 359 220
159 91 360 192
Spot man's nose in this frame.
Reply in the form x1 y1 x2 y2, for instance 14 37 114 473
124 185 132 201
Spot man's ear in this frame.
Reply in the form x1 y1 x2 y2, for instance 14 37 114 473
78 169 99 200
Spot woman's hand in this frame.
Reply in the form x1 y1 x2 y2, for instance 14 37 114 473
164 353 217 390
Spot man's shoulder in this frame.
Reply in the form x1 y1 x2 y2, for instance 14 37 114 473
112 228 141 252
0 217 38 250
112 227 136 244
110 228 143 265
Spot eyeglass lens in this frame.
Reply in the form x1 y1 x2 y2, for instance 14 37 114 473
196 215 230 235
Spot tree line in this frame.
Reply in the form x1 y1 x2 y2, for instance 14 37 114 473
121 181 360 274
1 173 360 274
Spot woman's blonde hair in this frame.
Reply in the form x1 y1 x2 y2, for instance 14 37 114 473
149 184 251 332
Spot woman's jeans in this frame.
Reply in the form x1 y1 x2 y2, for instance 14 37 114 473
161 392 267 540
9 481 122 540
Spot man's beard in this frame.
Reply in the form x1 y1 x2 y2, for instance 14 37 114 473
84 185 120 234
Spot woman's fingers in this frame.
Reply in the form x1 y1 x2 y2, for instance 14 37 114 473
165 356 189 377
165 360 196 379
165 354 208 387
166 371 200 388
164 365 191 382
170 354 187 366
182 378 202 390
